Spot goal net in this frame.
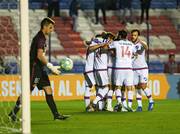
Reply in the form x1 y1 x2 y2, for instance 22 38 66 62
0 0 30 133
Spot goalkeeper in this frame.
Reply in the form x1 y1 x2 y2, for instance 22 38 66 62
8 17 69 121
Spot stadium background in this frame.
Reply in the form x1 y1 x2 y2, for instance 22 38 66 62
0 0 180 134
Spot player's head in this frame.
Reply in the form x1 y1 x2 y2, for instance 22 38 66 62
131 29 140 43
41 17 55 35
169 53 175 62
104 32 116 40
116 30 127 40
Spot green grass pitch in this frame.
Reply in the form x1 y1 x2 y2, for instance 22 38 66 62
30 99 180 134
1 100 180 134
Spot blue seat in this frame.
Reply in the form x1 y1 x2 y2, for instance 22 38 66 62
0 3 8 9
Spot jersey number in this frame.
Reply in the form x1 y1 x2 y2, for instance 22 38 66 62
121 46 131 58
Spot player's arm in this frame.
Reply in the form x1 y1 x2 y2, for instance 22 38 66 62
37 49 60 75
88 43 103 52
135 40 148 54
37 49 48 65
140 40 148 50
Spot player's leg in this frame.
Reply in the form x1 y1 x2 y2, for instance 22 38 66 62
125 70 134 112
140 2 145 23
92 85 108 109
84 72 96 111
136 85 143 112
141 83 154 111
84 85 91 110
126 86 134 109
91 71 109 111
43 86 69 120
41 70 69 120
113 70 123 112
121 86 128 112
140 69 154 111
101 5 107 24
8 96 21 121
114 85 123 112
106 67 114 111
106 85 114 112
94 6 99 24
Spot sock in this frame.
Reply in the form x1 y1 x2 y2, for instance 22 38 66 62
93 86 109 105
115 89 122 104
128 90 133 108
107 90 113 108
84 86 91 107
144 88 154 103
93 88 103 104
9 96 21 116
136 89 142 107
45 94 59 117
98 100 103 110
121 91 127 107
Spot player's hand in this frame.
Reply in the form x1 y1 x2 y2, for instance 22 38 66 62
47 63 61 75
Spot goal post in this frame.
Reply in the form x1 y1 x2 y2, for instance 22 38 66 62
20 0 31 133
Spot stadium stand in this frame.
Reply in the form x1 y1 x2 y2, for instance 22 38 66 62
0 0 179 73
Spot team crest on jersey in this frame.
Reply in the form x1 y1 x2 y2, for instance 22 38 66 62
135 45 139 50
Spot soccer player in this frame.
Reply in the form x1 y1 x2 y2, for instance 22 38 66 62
84 38 97 111
87 32 113 111
8 17 69 121
108 30 135 112
131 29 154 111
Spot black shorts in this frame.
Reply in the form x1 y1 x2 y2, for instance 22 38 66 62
30 62 50 91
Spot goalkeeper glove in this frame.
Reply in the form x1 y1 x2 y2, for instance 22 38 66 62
47 63 61 75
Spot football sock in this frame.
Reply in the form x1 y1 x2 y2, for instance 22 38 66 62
107 90 113 108
93 86 108 105
144 88 154 103
128 90 133 108
9 96 21 115
84 86 91 107
115 89 122 104
45 94 59 116
136 89 142 107
98 100 103 110
121 91 127 107
93 88 103 104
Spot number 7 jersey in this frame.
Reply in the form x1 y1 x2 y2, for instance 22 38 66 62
109 39 135 68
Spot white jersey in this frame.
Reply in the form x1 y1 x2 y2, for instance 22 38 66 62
132 41 148 69
94 37 109 70
109 39 134 68
84 40 98 72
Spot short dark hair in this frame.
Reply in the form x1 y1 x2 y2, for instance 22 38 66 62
40 17 55 29
117 30 127 39
131 29 140 35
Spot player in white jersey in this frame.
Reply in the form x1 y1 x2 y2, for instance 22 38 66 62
84 39 97 111
131 29 154 111
108 30 135 112
87 32 114 111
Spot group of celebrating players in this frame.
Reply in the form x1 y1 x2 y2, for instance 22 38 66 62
83 29 154 112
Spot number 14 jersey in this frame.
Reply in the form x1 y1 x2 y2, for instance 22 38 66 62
109 39 135 68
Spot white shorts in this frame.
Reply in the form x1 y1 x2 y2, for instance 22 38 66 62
133 68 148 85
113 69 133 86
108 67 114 84
84 71 96 88
94 69 109 86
